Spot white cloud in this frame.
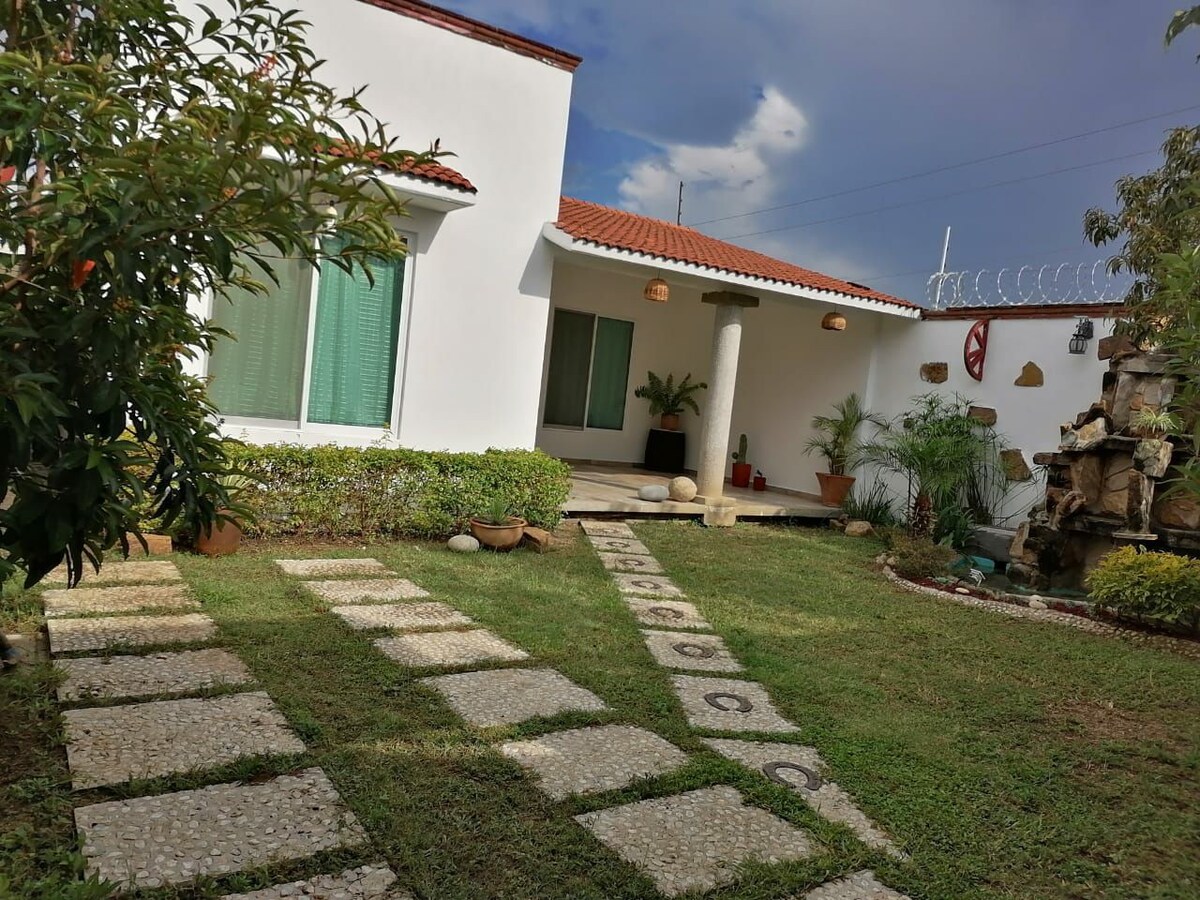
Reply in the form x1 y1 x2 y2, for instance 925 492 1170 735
617 87 807 221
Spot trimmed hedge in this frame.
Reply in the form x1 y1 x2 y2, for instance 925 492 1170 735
225 444 571 540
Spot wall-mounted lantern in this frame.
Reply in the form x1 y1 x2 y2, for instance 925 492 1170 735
1068 317 1094 355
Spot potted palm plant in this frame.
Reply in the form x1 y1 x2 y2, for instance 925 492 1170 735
804 393 885 507
195 473 257 556
469 496 527 551
633 371 706 431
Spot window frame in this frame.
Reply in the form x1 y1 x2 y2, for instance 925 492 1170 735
541 306 635 433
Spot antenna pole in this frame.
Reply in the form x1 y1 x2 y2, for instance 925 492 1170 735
933 225 952 308
677 181 684 225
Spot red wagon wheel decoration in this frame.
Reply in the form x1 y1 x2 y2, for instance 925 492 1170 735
963 319 990 382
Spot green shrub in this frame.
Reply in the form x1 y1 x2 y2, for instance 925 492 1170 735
1086 546 1200 629
224 444 571 540
887 533 957 581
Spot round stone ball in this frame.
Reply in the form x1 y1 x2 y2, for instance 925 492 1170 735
668 476 698 502
448 534 480 553
637 484 670 502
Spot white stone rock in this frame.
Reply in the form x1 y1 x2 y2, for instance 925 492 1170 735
448 534 480 553
954 587 971 595
1029 598 1048 610
667 476 698 502
844 520 874 538
638 484 670 502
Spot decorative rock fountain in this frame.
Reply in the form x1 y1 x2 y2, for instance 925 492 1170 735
1008 349 1200 590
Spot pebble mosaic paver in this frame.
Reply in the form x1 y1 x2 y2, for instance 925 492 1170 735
704 739 900 856
63 691 305 789
625 598 712 631
642 630 743 672
587 536 653 555
220 864 410 900
578 520 637 538
332 602 472 632
596 552 664 574
800 870 911 899
611 572 684 598
420 667 608 727
274 558 393 577
500 724 687 799
48 612 218 655
671 675 799 733
302 578 430 604
55 648 252 702
43 583 199 618
75 767 365 890
45 560 182 586
575 785 813 896
374 629 529 668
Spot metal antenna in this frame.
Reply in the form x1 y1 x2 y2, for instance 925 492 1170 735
676 181 684 226
933 226 951 309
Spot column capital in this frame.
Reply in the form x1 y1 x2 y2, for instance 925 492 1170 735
701 290 759 308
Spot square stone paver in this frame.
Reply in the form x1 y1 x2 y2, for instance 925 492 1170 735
302 578 429 604
45 559 182 586
501 724 687 799
588 536 652 555
420 667 607 727
331 603 472 632
374 629 529 668
611 573 684 598
75 767 365 890
704 739 900 856
47 613 218 655
64 691 305 789
642 630 743 672
626 598 712 630
56 648 252 702
579 520 636 538
275 558 393 578
671 675 798 733
575 785 813 896
43 584 198 618
800 870 911 899
596 552 664 574
221 865 410 900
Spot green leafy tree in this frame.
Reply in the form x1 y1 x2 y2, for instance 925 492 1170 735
0 0 427 586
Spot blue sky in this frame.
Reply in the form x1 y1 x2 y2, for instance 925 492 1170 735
440 1 1198 305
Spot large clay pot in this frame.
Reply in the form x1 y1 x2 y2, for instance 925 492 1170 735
469 516 527 551
816 472 856 508
731 462 752 488
660 413 680 431
195 516 242 556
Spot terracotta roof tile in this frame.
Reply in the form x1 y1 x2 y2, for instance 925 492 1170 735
555 197 914 309
323 141 476 193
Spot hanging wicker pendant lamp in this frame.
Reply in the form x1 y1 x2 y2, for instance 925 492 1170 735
643 276 670 303
821 310 847 331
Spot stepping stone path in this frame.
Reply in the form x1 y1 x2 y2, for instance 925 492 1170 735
576 518 909 897
374 629 529 668
45 559 183 585
575 785 813 896
42 558 372 896
220 864 409 900
332 602 473 632
420 667 607 727
274 558 392 577
302 578 430 604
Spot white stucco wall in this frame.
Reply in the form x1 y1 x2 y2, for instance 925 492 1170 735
189 1 574 451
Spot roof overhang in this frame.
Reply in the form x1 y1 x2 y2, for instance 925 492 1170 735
378 169 476 213
542 223 921 319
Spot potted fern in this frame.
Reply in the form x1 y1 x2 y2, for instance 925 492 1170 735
633 371 706 431
804 393 885 507
469 496 527 551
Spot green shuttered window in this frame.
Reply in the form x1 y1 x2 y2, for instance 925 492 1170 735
543 309 633 431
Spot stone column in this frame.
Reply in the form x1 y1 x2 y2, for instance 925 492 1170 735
696 291 759 506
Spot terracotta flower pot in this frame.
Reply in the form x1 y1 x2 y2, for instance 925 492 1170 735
659 413 680 431
469 516 527 551
195 516 242 556
816 472 856 508
731 462 752 488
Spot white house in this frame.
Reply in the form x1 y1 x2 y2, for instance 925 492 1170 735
199 0 1113 516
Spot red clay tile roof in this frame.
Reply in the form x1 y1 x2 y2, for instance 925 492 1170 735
555 197 915 309
356 0 582 72
322 141 476 193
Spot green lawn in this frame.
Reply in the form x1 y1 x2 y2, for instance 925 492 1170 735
2 523 1199 899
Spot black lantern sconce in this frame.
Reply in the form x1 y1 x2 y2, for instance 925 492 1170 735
1068 317 1094 355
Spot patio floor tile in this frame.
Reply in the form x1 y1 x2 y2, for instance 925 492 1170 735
625 599 712 630
704 739 901 857
501 724 686 799
220 865 409 899
43 584 198 618
331 602 472 631
578 520 636 538
373 629 529 667
799 870 911 899
611 573 684 598
44 560 182 586
574 785 812 896
274 558 393 578
47 613 218 655
587 536 652 555
302 578 429 604
670 675 798 733
420 667 607 727
596 552 664 574
75 767 365 890
642 630 743 672
56 648 252 702
63 691 305 789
